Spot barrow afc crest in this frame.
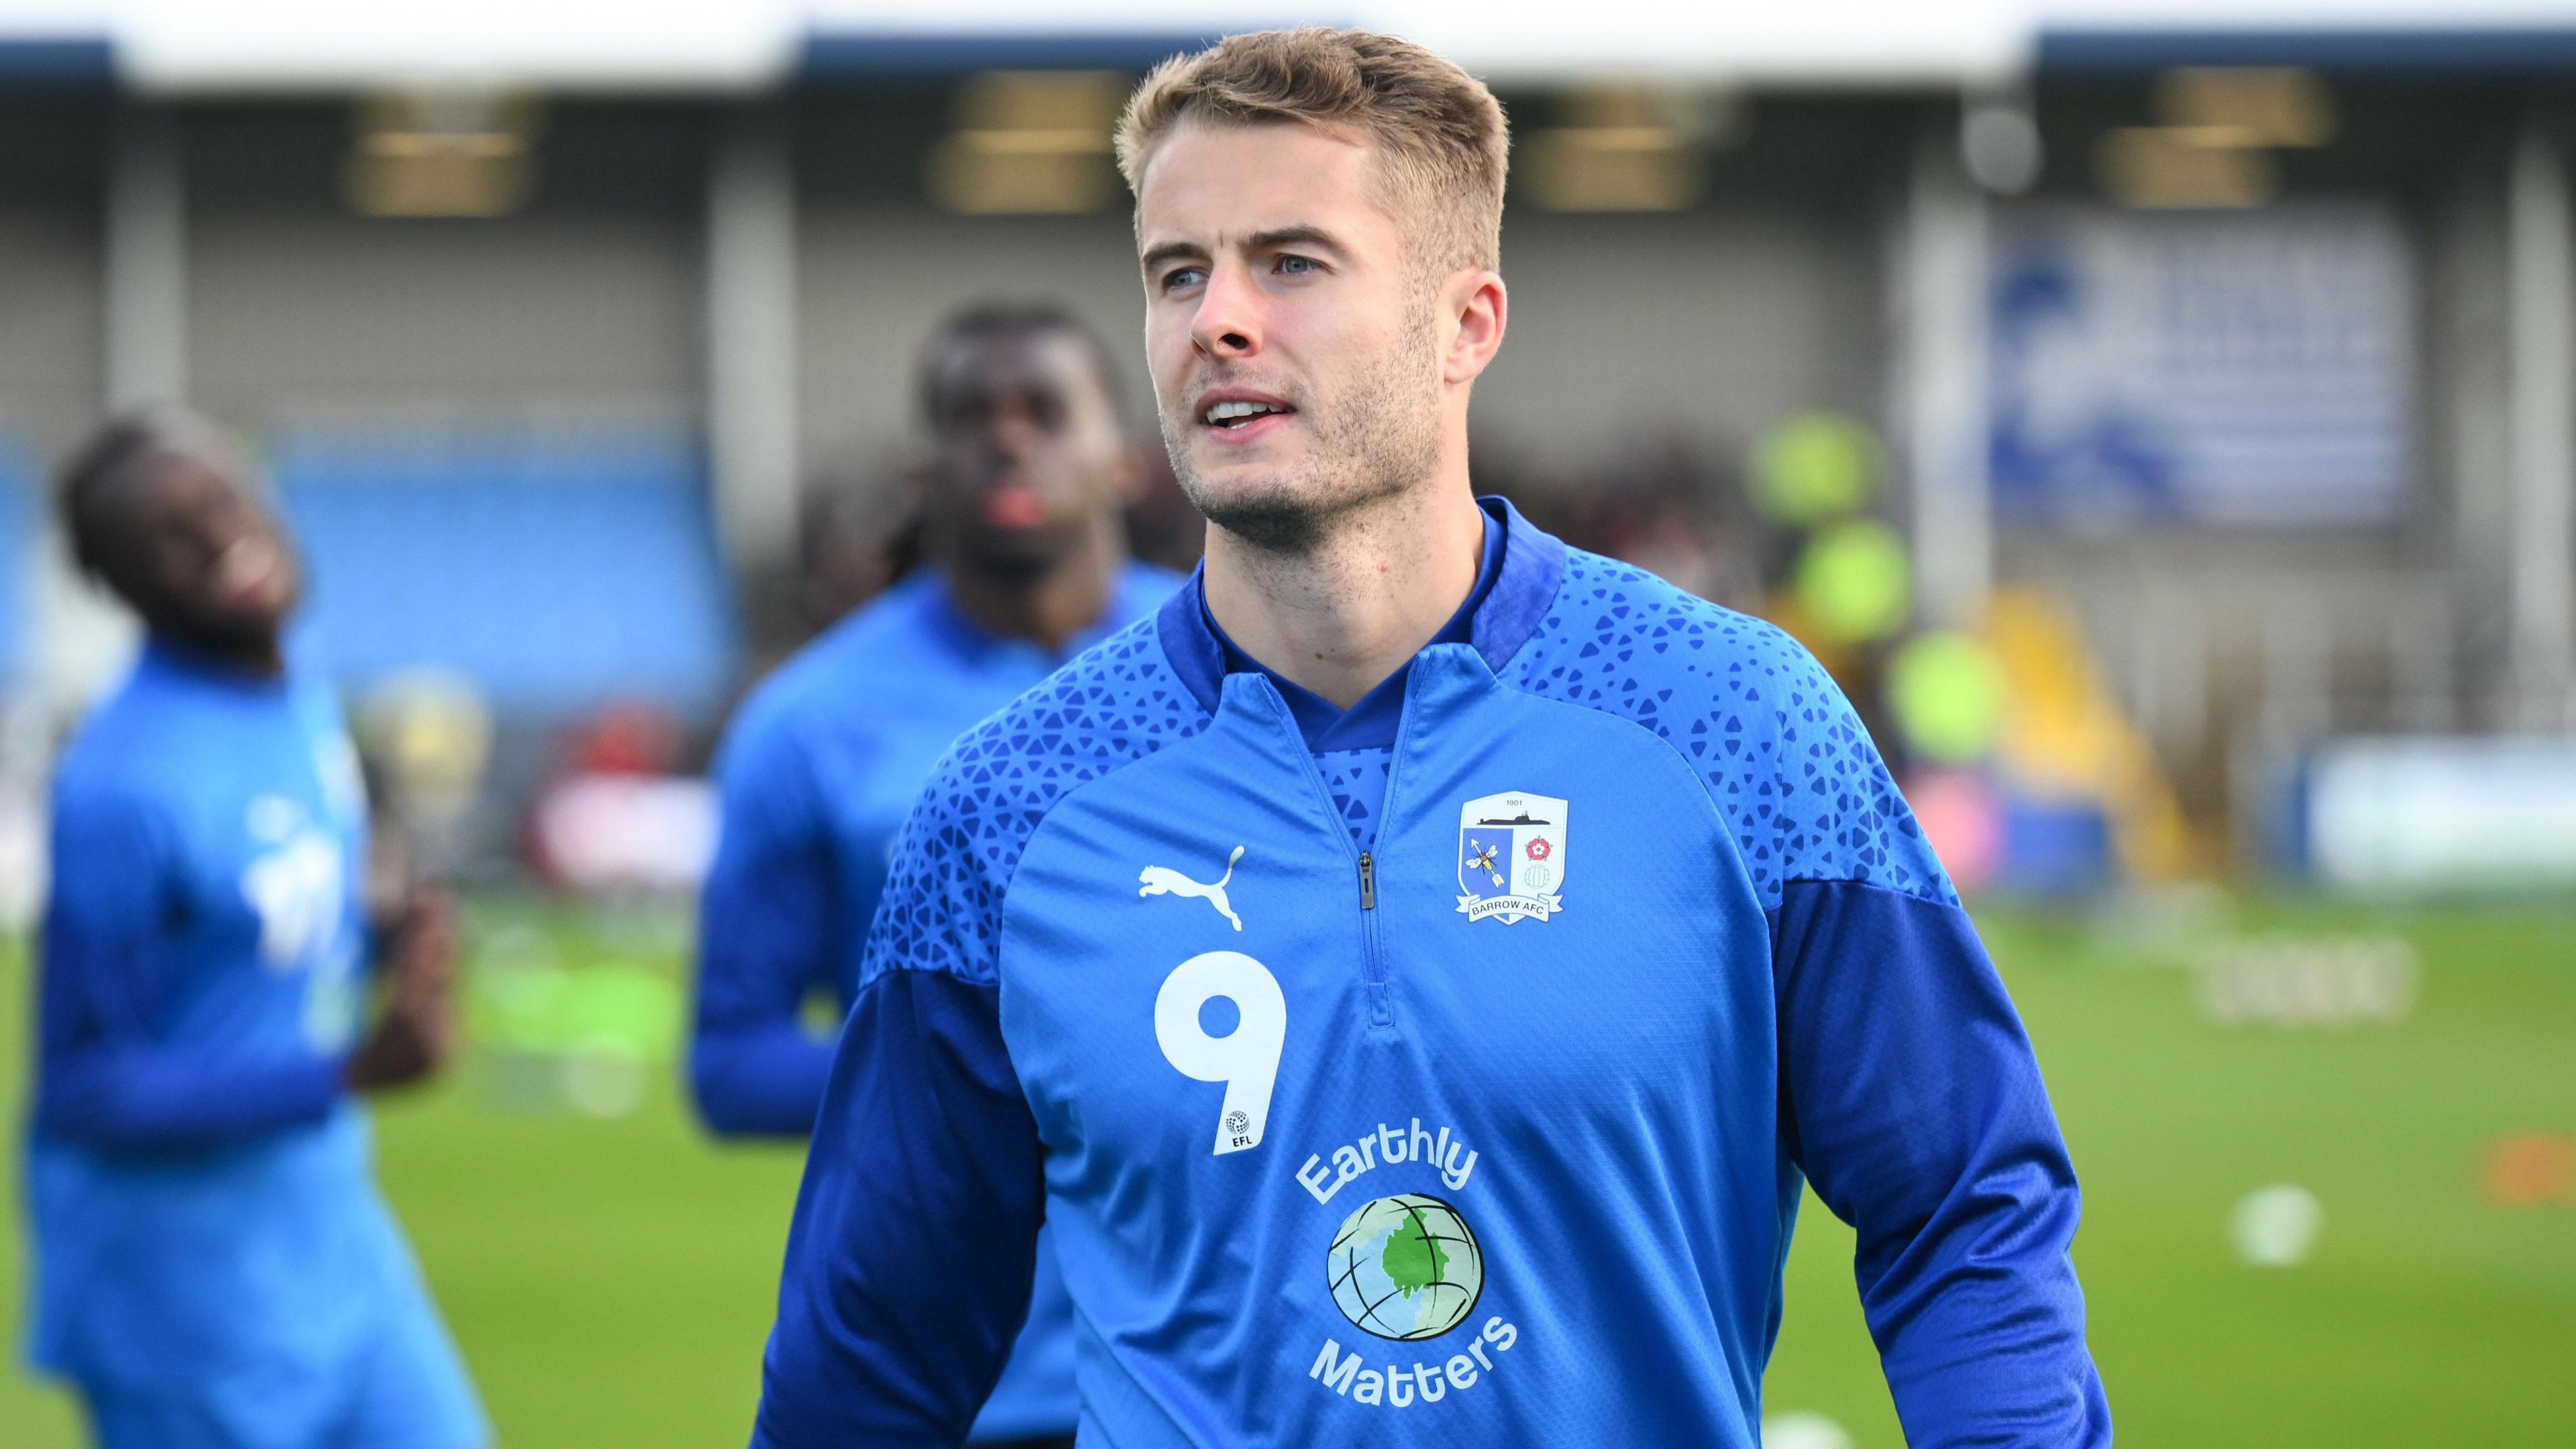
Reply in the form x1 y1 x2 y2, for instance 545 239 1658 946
1455 792 1568 925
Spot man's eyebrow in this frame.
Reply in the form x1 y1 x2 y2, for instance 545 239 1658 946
1140 239 1208 276
1140 225 1353 278
1243 225 1348 256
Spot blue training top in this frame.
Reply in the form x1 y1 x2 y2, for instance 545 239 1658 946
753 498 2110 1448
692 559 1180 1441
22 645 451 1405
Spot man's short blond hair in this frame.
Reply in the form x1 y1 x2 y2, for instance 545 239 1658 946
1115 28 1510 276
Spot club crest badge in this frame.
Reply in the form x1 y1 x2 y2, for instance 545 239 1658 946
1455 792 1568 925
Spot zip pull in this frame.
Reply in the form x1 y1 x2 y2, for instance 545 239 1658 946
1358 851 1377 910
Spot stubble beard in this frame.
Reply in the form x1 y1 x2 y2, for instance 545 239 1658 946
1161 308 1444 557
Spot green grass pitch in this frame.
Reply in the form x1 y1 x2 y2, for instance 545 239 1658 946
5 896 2571 1445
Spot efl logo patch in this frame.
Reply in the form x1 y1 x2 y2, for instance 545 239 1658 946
1454 792 1567 925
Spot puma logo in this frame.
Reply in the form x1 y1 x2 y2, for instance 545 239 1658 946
1139 845 1246 932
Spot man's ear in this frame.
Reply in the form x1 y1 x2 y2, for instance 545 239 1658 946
1442 268 1508 386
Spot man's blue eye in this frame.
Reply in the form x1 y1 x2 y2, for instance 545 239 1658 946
1166 268 1206 290
1279 256 1315 274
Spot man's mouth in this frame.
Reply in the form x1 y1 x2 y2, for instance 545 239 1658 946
981 484 1049 530
1199 396 1295 430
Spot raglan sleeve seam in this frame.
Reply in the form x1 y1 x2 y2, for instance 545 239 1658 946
1501 588 1954 896
1776 871 1955 910
1484 684 1758 913
863 724 1187 991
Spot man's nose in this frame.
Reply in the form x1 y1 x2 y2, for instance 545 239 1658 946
188 511 250 564
1189 262 1263 362
987 409 1045 460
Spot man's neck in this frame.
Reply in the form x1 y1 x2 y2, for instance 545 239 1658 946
1202 481 1487 710
938 513 1126 655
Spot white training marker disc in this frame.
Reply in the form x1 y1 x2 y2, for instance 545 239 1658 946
1762 1411 1856 1449
2230 1183 2324 1267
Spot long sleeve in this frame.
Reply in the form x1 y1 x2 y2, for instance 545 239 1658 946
749 710 1064 1449
691 712 843 1137
34 785 343 1153
1772 878 2110 1448
750 967 1045 1448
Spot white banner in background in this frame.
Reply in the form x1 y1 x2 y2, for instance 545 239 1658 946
1989 203 2415 527
2309 738 2576 892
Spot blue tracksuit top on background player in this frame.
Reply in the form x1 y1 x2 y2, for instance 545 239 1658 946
754 498 2110 1448
693 559 1180 1442
22 643 484 1446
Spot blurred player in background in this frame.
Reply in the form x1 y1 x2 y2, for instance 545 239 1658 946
23 411 486 1449
753 30 2104 1448
690 303 1183 1448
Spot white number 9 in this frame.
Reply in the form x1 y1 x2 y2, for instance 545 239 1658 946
1154 951 1286 1156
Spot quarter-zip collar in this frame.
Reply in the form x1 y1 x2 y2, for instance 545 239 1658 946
1156 494 1567 728
1199 507 1498 752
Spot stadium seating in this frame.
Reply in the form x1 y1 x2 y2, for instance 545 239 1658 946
272 430 737 720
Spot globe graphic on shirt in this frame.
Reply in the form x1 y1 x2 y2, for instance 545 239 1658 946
1326 1193 1485 1340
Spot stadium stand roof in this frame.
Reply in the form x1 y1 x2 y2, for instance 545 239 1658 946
0 36 107 83
2 1 2573 92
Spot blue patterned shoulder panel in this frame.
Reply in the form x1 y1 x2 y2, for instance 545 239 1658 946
861 616 1212 985
1503 547 1955 913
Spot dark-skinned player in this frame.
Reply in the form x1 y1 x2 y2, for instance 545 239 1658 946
690 303 1182 1448
23 409 486 1449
